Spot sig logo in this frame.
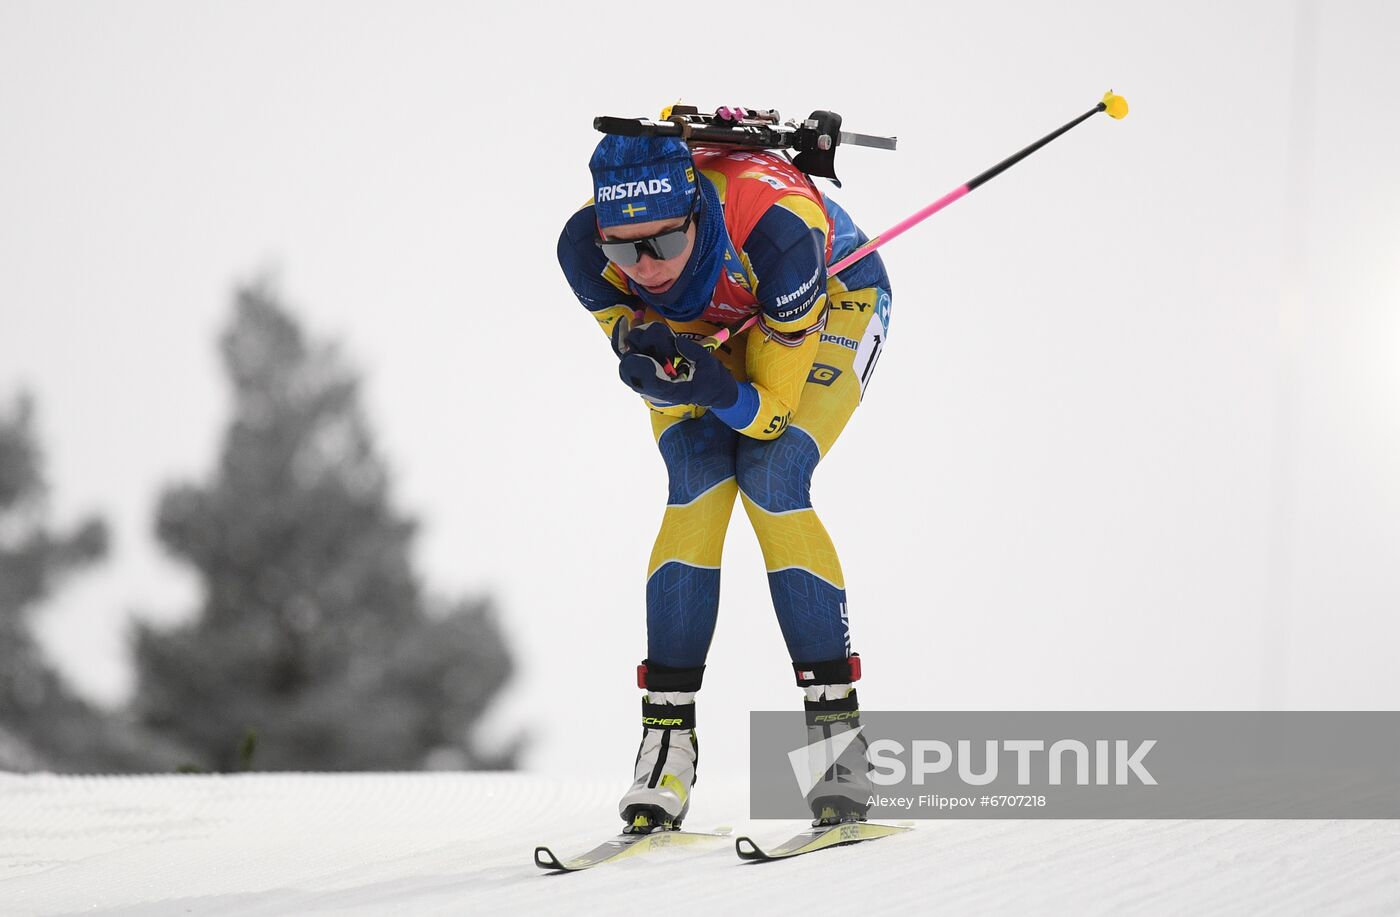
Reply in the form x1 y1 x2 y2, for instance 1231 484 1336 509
808 363 842 386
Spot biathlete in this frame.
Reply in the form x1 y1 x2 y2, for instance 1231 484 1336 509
557 130 891 832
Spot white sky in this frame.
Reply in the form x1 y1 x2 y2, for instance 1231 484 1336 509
2 1 1398 777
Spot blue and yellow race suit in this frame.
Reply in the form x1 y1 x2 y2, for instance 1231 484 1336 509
558 148 891 672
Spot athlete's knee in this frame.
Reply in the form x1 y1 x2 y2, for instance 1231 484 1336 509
658 414 739 504
735 428 821 513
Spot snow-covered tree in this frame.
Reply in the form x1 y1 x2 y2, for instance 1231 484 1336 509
134 283 517 771
0 394 187 771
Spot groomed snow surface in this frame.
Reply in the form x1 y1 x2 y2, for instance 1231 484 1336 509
2 772 1397 915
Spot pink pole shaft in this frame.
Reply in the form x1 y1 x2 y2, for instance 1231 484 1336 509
707 182 973 347
828 183 970 275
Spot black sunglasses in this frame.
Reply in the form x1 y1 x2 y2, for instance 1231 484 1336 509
595 205 697 267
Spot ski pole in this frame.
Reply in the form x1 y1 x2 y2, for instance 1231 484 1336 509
697 90 1130 353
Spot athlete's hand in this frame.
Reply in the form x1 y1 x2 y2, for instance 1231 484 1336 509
609 311 636 358
618 325 738 409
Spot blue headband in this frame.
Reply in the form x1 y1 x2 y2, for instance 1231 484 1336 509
589 134 698 228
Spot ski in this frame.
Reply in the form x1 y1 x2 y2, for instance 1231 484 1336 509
535 826 732 872
734 821 911 862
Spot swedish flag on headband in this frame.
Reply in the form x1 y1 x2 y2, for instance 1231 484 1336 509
590 135 698 226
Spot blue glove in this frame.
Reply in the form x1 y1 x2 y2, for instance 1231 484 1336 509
608 311 637 358
618 323 739 409
618 321 679 362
